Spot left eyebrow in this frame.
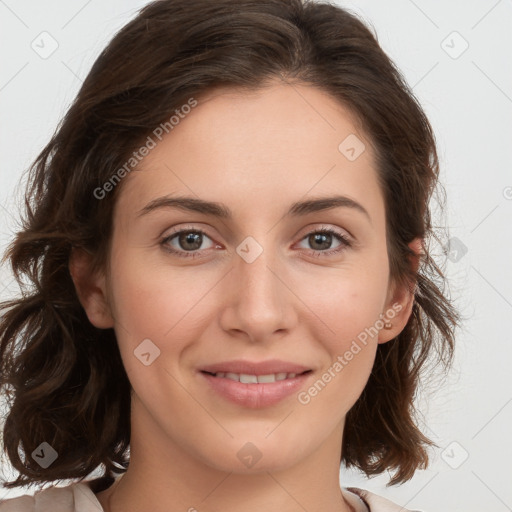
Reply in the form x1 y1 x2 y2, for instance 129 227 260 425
136 194 372 224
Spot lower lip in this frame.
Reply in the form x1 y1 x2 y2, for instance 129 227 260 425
199 371 313 408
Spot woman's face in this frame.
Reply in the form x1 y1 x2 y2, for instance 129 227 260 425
81 81 413 474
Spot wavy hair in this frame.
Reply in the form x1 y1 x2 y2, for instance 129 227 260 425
0 0 459 492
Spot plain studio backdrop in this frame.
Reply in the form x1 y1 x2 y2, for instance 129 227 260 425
0 1 511 511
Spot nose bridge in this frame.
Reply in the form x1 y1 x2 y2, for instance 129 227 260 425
237 238 282 308
223 234 295 338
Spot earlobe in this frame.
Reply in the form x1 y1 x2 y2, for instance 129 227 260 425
378 237 423 344
68 247 115 329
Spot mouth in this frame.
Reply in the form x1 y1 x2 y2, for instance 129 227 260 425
200 369 313 383
198 369 314 408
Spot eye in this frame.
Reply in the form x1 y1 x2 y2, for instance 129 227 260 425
296 228 352 257
161 228 217 258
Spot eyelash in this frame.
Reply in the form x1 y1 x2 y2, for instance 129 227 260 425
160 226 352 259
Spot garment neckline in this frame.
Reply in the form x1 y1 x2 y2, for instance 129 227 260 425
78 479 370 512
342 486 371 511
76 481 106 510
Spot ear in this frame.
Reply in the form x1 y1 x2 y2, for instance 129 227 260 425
69 247 115 329
378 237 422 344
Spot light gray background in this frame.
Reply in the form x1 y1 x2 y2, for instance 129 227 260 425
0 1 511 511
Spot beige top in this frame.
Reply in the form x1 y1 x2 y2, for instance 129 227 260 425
0 480 419 511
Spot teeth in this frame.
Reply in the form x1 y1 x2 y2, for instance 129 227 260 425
214 372 299 383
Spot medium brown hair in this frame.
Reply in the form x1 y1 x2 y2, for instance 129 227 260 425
0 0 459 492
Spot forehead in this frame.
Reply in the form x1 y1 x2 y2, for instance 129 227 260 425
115 81 384 226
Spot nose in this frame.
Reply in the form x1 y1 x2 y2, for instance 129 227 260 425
218 241 298 342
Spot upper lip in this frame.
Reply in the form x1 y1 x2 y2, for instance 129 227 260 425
200 359 312 376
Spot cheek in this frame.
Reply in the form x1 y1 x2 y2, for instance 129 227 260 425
299 290 381 417
106 254 220 373
304 263 389 345
106 264 193 406
297 265 388 404
107 246 206 335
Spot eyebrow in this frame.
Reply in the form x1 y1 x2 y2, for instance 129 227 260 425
136 194 371 223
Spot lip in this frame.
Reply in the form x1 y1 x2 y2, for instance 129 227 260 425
199 359 312 376
199 370 313 408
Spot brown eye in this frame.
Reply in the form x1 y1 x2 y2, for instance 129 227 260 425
176 231 203 251
161 229 216 258
308 232 334 251
297 228 352 256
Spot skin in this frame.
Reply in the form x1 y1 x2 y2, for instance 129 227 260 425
70 80 420 512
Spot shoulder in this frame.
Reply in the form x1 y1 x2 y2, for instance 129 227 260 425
343 486 425 512
0 481 103 512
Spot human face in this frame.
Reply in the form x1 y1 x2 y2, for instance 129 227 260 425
102 81 399 474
